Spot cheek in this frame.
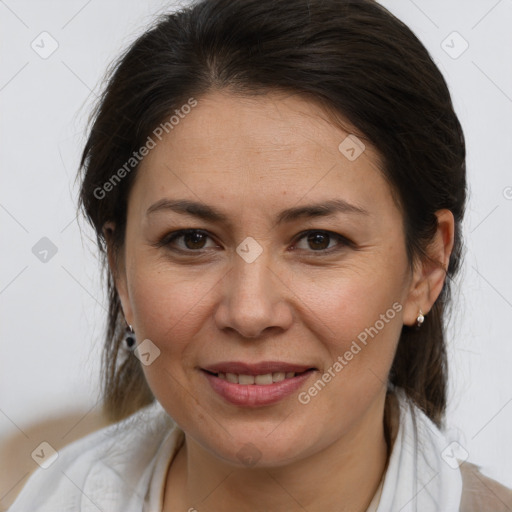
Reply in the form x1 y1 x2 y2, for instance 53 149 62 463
289 278 402 434
126 261 219 418
293 259 404 382
127 258 219 355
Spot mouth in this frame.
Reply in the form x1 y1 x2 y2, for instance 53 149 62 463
200 361 318 406
201 368 315 385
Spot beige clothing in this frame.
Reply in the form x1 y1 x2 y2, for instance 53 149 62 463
459 461 512 511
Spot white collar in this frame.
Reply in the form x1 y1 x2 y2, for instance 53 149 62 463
8 388 462 511
142 388 462 512
375 387 462 511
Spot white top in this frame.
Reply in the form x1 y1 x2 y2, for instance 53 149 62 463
143 427 184 511
142 429 385 511
8 388 465 512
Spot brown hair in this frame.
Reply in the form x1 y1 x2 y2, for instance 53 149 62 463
78 0 466 427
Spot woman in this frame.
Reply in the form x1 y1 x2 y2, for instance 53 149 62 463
9 0 512 510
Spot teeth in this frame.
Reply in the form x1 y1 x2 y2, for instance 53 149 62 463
255 373 273 385
226 373 238 383
216 371 297 385
239 374 255 385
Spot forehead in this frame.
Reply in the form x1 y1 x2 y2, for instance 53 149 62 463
132 90 397 221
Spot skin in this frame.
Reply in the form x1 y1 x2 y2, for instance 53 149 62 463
104 90 454 511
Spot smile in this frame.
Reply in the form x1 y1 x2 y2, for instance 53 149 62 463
200 362 317 407
210 371 301 385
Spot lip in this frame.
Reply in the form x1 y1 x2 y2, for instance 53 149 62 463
200 363 317 407
202 361 315 375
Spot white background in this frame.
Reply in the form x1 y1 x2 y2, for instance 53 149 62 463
1 0 511 503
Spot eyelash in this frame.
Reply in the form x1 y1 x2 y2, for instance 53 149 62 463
155 229 352 256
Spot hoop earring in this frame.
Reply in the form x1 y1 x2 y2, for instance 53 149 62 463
416 309 425 328
124 324 137 350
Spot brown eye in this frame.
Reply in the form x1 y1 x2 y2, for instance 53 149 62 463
157 229 350 256
181 231 208 250
160 229 217 252
294 230 350 254
307 232 330 250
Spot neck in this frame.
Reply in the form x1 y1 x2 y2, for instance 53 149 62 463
164 390 397 512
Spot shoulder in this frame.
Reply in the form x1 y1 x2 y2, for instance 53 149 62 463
8 401 178 512
459 461 512 512
388 389 512 511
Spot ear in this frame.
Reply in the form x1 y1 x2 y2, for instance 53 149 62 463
402 209 455 327
102 221 134 327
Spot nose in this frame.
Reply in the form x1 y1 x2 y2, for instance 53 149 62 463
214 249 294 339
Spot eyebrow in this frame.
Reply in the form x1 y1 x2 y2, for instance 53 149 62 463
146 198 369 224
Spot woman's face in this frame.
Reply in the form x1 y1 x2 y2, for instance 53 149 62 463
112 90 423 467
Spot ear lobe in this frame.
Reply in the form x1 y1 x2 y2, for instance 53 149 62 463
402 209 455 327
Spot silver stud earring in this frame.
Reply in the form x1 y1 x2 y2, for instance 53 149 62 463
416 309 425 328
124 324 137 350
